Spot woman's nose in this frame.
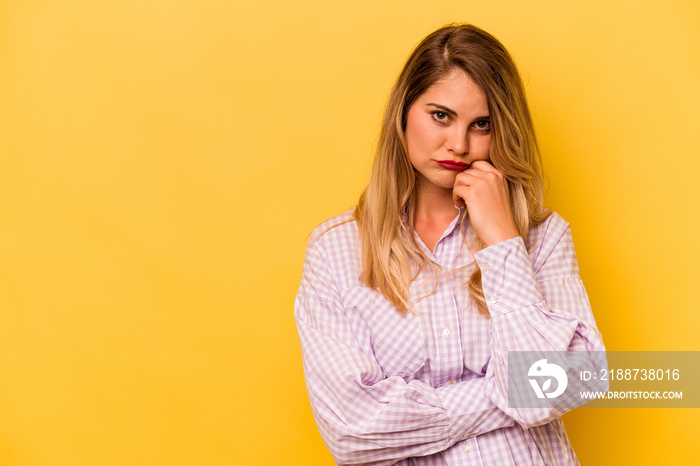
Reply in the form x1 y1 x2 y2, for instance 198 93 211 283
446 126 469 155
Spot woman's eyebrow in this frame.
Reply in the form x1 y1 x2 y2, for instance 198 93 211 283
426 103 457 116
426 103 490 120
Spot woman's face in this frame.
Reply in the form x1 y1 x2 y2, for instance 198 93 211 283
405 69 491 195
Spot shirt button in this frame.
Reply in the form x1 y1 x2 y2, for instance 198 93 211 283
489 295 498 304
445 380 455 386
442 328 451 336
462 432 469 440
482 263 489 273
461 444 470 453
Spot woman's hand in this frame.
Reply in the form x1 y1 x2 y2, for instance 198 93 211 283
452 160 520 247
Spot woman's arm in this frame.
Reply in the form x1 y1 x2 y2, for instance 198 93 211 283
476 215 606 426
295 239 514 466
452 161 606 426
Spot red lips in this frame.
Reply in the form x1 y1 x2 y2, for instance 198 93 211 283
436 160 470 170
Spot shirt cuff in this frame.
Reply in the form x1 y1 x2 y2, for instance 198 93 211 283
473 236 544 317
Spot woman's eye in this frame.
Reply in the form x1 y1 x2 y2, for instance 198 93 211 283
432 111 449 122
474 119 490 131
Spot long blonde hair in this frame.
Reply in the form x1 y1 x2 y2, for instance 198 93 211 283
355 24 550 316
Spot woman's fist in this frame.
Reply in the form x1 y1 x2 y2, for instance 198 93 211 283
452 160 519 247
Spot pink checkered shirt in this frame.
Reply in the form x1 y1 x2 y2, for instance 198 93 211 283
294 209 605 465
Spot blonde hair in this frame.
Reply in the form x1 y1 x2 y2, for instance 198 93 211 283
354 24 550 316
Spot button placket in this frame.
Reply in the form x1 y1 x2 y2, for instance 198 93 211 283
428 273 464 387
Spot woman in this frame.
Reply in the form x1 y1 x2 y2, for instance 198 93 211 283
295 24 605 465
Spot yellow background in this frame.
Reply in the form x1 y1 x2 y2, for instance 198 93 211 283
1 0 698 464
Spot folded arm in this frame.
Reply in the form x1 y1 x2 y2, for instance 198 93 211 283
295 240 514 465
475 219 606 427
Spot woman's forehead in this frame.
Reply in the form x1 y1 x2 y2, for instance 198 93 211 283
417 70 487 108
